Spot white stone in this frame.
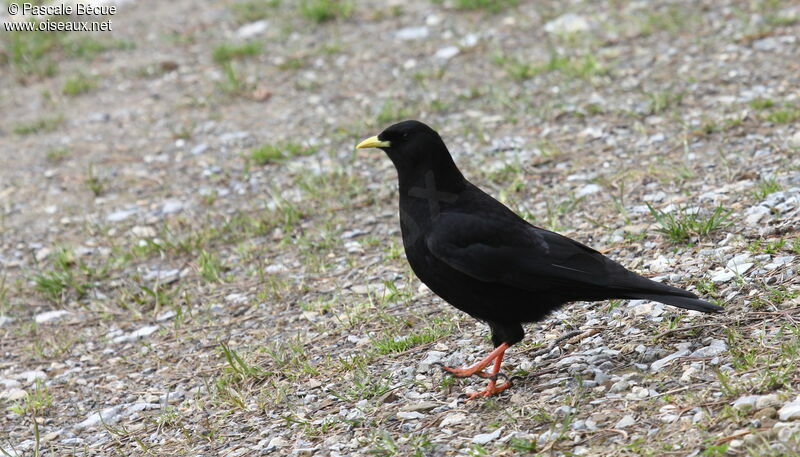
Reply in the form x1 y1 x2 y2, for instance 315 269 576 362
691 339 727 357
732 395 759 410
745 205 770 224
680 366 699 382
710 270 735 283
472 427 504 444
0 315 14 327
544 13 590 34
34 310 70 324
756 394 781 409
764 256 795 270
434 46 460 60
778 398 800 421
440 412 467 428
651 349 690 372
236 20 268 39
1 388 27 401
418 351 446 372
161 200 184 215
649 255 671 273
142 268 180 282
576 183 602 197
112 325 160 344
130 226 156 238
395 26 428 41
106 208 138 222
726 254 754 275
267 437 289 449
615 415 635 428
74 406 124 430
626 386 650 400
632 302 664 317
396 411 425 420
789 131 800 149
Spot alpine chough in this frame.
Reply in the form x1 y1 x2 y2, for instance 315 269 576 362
357 120 723 399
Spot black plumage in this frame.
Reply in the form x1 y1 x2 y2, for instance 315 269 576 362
356 120 723 398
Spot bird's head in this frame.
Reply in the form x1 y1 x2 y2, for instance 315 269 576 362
356 120 457 178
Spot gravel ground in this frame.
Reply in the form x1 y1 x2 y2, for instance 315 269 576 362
1 0 800 455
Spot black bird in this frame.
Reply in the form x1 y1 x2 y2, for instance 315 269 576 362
356 120 723 398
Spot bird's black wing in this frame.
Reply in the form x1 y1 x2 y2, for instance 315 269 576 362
425 212 640 292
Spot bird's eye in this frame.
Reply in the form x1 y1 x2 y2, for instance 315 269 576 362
402 133 409 138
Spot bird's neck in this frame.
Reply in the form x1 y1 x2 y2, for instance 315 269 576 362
395 155 466 197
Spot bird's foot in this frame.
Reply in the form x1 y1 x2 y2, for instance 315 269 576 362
436 342 510 378
439 364 496 378
466 379 513 400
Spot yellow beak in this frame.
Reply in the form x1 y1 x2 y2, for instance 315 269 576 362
356 135 391 149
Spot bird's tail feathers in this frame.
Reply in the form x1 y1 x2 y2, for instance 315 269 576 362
628 293 724 313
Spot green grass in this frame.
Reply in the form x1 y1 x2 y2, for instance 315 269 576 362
85 164 105 196
62 73 95 96
250 142 315 165
30 247 110 305
747 238 786 255
494 52 607 81
230 0 280 23
198 250 226 283
298 0 352 22
212 41 262 64
751 177 782 200
3 29 132 79
376 100 413 124
647 204 733 244
372 320 453 355
45 147 70 163
646 90 684 114
217 62 248 95
440 0 518 13
764 107 800 124
12 115 64 135
749 98 775 110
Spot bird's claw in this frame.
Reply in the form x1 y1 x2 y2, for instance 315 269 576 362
466 380 513 400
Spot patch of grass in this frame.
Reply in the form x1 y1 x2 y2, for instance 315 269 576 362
32 247 104 303
250 142 315 165
647 204 732 244
230 0 280 23
749 98 775 110
638 4 696 36
646 89 684 115
376 100 414 125
494 52 607 81
212 41 262 64
45 147 70 163
219 342 268 382
12 115 64 135
747 238 786 255
8 379 52 418
752 177 783 200
62 73 96 96
330 367 392 402
764 107 800 124
85 164 105 196
217 62 249 95
750 285 798 310
445 0 517 13
298 0 353 22
372 320 453 355
197 250 226 283
3 29 132 80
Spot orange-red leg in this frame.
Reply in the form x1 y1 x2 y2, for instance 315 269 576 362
467 351 512 400
441 343 510 378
